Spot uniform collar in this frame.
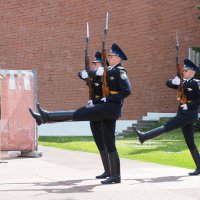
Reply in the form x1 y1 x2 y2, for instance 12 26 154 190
186 77 194 82
184 77 194 84
109 63 121 70
186 78 191 82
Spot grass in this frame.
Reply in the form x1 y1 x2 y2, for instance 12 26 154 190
39 120 200 170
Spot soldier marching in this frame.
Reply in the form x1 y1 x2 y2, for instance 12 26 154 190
29 43 131 184
133 59 200 176
29 14 200 183
78 51 110 180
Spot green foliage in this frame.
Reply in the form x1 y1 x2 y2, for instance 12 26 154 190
196 5 200 20
192 47 200 53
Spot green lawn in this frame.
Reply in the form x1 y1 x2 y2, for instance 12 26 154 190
39 121 200 170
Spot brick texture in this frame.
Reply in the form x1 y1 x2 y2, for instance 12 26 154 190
0 0 200 120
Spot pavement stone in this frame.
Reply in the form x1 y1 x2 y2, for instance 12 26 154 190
0 146 200 200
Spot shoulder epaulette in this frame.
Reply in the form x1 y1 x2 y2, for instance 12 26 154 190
193 79 200 83
117 66 125 70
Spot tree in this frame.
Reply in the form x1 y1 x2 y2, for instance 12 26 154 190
196 5 200 20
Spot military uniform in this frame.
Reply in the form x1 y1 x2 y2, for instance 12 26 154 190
29 43 131 183
165 77 200 133
78 51 110 179
133 59 200 176
89 63 131 148
73 44 131 122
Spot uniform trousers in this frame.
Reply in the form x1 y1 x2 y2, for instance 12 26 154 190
73 103 122 121
90 120 117 153
164 109 198 150
82 103 121 153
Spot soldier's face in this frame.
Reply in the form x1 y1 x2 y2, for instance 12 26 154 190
183 68 195 79
108 55 121 66
91 62 101 70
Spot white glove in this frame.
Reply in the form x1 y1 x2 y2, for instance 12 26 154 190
101 97 106 103
180 104 188 110
87 100 94 107
172 76 180 85
81 70 88 79
96 67 104 76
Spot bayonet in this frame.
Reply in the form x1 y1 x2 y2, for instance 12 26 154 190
85 22 94 99
102 12 109 97
176 32 179 66
175 32 187 103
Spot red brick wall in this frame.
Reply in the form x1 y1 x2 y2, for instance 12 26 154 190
0 0 200 120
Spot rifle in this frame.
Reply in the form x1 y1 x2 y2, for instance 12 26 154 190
85 22 94 100
176 32 187 104
102 12 109 97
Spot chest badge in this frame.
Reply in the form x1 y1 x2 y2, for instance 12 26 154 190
94 83 99 86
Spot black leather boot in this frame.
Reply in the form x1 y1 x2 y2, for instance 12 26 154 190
132 125 166 144
29 108 43 125
188 149 200 176
96 150 110 179
36 102 49 123
101 151 121 184
36 102 74 123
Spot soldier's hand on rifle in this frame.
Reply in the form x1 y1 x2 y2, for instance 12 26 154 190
101 97 106 103
87 100 94 107
92 97 106 104
172 76 180 85
180 104 188 110
81 70 89 79
96 66 104 76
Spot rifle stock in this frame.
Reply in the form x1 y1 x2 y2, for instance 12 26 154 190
102 12 109 97
176 32 187 104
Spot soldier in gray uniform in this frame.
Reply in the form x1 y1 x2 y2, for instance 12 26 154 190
133 59 200 176
29 43 131 184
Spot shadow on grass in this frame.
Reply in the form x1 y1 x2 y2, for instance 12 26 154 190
124 137 190 156
128 140 189 155
124 128 200 156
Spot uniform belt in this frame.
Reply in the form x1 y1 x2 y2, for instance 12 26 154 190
109 91 119 94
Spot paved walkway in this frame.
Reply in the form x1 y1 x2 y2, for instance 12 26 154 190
0 146 200 200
